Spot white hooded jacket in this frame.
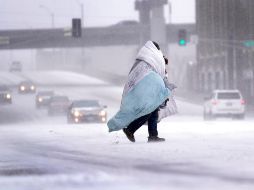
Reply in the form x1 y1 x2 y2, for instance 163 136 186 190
136 41 166 78
123 41 166 96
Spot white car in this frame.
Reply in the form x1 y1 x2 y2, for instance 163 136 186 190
203 90 245 120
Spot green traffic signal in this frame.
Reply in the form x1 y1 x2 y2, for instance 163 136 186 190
179 39 186 46
178 29 187 46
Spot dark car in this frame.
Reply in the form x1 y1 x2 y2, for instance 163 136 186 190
0 85 12 105
67 100 107 124
18 80 36 94
48 95 70 116
35 90 54 108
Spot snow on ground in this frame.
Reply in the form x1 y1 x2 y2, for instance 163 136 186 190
174 98 203 116
1 120 254 190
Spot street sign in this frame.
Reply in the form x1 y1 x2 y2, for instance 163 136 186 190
63 28 72 37
0 36 9 45
244 40 254 47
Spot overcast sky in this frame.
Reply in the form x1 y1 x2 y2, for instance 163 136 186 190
0 0 195 29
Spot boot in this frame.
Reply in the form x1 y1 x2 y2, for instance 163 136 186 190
123 128 135 142
148 136 165 143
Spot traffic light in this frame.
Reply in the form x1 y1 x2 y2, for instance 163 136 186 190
72 18 82 38
178 29 187 46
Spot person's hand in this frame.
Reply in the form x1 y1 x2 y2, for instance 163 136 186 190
159 98 169 109
168 83 177 90
163 56 168 65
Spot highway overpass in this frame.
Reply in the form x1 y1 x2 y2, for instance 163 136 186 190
0 24 195 50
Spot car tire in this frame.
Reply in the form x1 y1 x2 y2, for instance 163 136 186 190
234 114 245 120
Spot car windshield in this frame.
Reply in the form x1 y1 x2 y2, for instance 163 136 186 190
51 97 69 102
217 92 240 99
73 100 100 107
38 91 54 96
20 81 33 85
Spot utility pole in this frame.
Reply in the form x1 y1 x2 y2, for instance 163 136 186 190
227 34 235 89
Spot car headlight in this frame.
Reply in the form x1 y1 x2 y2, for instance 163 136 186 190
73 110 80 117
99 110 106 116
6 93 11 99
30 85 35 90
20 86 25 91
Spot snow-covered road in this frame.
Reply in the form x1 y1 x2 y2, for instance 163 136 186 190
1 71 254 190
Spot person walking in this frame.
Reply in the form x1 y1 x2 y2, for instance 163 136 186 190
107 41 176 142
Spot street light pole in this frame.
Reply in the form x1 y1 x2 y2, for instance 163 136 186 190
39 5 55 28
51 12 55 28
39 4 56 69
75 0 84 28
81 3 84 28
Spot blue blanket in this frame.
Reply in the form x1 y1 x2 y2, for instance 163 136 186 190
107 71 170 132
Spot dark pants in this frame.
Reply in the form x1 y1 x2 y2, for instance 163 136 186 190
126 109 159 137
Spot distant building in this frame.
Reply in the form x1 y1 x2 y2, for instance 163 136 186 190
196 0 254 103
